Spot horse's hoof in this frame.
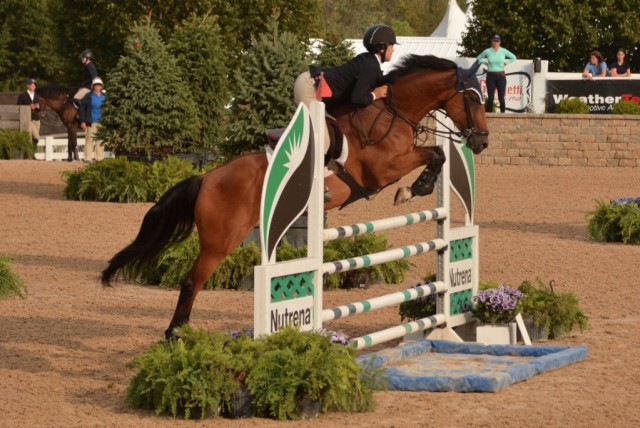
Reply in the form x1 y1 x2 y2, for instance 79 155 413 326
394 187 413 206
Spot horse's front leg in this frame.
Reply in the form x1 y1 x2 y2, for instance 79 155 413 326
393 146 445 205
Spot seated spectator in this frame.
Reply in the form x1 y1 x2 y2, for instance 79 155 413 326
582 50 607 80
610 48 631 77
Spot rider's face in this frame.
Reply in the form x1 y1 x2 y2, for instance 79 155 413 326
384 44 394 62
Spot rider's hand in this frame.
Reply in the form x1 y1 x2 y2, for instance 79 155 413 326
372 85 388 100
80 122 87 130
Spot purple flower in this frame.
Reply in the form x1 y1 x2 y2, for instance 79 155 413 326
318 328 350 345
472 285 525 325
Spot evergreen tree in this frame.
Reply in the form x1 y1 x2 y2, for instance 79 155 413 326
221 20 310 158
98 18 198 156
0 0 61 90
169 16 230 156
312 33 355 67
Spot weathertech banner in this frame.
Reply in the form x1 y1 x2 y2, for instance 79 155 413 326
546 79 640 113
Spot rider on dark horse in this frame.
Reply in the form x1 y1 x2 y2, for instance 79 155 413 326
73 50 98 109
294 24 397 200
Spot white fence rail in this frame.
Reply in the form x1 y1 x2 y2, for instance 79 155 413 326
35 133 114 161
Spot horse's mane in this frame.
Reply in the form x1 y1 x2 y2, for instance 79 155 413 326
36 86 77 98
383 55 457 84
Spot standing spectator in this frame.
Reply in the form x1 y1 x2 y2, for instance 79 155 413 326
79 77 105 162
73 50 98 107
582 50 608 80
610 48 631 77
16 78 41 145
476 34 517 113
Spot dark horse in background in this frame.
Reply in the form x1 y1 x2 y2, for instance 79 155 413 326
101 55 490 339
36 87 81 161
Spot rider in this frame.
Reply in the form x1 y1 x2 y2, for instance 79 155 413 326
73 50 98 108
294 24 397 163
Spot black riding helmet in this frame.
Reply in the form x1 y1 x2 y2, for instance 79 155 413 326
80 49 94 60
363 24 397 63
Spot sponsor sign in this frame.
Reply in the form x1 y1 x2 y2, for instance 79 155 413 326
546 79 640 113
269 296 314 333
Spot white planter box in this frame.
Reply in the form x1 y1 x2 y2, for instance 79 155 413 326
476 323 517 345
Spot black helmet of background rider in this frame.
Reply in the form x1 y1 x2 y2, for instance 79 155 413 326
79 50 94 60
363 24 397 63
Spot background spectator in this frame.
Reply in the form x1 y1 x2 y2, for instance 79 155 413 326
16 78 41 145
610 48 631 77
582 50 607 80
79 77 105 162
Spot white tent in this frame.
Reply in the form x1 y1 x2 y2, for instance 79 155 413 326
430 0 468 39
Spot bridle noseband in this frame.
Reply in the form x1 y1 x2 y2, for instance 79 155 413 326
353 68 489 146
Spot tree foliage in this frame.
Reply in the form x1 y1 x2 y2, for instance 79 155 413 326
168 16 230 155
0 0 62 90
98 18 198 156
312 34 356 67
460 0 640 72
221 21 310 158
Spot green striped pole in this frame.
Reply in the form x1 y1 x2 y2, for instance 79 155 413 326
350 314 446 349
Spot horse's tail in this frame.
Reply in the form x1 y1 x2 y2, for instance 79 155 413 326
101 175 203 286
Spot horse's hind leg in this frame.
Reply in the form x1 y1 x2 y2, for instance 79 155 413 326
164 249 223 339
394 146 445 205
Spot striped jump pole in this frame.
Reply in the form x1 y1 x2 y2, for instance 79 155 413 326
323 207 448 241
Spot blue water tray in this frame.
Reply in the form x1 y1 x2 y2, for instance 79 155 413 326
357 339 588 392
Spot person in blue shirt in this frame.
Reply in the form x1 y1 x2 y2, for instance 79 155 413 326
79 77 106 162
476 34 517 113
610 48 631 77
582 51 608 80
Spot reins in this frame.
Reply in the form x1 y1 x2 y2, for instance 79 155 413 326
350 70 489 147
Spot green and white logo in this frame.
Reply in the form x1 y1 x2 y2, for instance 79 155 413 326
260 103 315 264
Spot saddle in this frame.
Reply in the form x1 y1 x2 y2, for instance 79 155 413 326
266 115 345 166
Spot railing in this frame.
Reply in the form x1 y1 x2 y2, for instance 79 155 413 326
35 133 114 161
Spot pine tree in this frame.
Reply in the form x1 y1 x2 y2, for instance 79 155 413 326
168 16 230 157
312 33 356 67
221 20 310 158
98 18 198 156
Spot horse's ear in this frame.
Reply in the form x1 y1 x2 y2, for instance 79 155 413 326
467 60 481 77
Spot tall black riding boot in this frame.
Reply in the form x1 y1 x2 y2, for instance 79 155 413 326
73 148 80 161
67 150 73 162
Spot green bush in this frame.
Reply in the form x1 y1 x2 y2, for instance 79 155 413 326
517 279 589 339
611 100 640 115
126 327 241 419
134 232 412 290
245 327 379 420
0 255 27 299
126 326 381 420
586 198 640 244
61 157 197 203
0 129 35 159
554 97 590 114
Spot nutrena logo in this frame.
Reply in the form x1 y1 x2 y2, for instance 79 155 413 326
260 103 314 264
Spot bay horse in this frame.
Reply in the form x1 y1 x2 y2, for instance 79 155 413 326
36 87 81 161
101 55 489 339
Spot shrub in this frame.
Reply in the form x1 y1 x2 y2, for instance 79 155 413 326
0 129 35 159
134 232 411 290
611 100 640 115
0 255 27 299
61 157 197 203
126 326 241 419
245 327 378 420
586 198 640 244
126 326 381 420
517 279 589 339
554 97 590 114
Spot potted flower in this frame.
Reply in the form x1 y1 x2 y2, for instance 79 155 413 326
472 285 525 345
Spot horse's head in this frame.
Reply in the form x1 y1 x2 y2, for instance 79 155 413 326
441 63 489 154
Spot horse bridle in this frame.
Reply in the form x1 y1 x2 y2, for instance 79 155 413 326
352 72 489 146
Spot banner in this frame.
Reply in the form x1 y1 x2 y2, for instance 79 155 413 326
546 79 640 113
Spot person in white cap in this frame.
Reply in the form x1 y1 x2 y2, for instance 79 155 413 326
17 78 41 145
79 77 106 162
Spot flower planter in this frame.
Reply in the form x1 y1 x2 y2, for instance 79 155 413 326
226 385 254 419
522 315 549 342
476 323 517 345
